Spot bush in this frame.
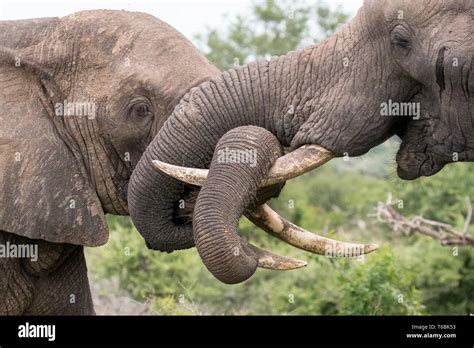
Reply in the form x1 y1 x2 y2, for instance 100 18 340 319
335 247 425 315
86 153 474 315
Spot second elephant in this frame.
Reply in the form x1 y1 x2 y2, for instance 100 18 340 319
0 10 219 314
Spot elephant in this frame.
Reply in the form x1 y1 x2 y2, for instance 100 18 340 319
0 10 219 314
128 0 473 284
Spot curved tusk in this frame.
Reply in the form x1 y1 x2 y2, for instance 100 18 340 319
246 243 307 270
246 204 378 257
152 160 208 187
263 144 333 186
152 144 333 187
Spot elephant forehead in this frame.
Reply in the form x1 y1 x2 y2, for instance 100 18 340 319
366 0 472 23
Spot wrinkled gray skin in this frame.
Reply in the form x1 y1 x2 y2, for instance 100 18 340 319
0 10 218 314
129 0 473 284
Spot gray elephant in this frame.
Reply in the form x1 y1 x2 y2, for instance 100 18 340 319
1 0 473 315
128 0 473 284
0 10 219 314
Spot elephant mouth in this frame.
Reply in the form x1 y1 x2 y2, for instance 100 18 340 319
390 84 443 181
151 143 379 280
396 149 446 180
393 112 447 181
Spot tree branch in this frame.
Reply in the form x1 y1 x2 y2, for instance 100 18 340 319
373 194 474 246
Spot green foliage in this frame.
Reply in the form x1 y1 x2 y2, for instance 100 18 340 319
336 247 425 315
316 3 350 37
195 0 349 70
87 161 474 315
392 163 474 226
405 239 474 315
87 217 426 315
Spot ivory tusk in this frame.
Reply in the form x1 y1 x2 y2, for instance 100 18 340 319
246 204 379 257
152 144 334 187
245 243 307 270
152 160 208 187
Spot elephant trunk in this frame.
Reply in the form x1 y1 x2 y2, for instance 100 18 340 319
127 11 390 281
193 126 284 283
127 141 197 251
128 50 307 252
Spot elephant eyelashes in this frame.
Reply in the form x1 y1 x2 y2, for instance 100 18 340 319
392 34 410 49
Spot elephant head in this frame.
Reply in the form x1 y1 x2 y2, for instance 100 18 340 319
0 10 218 246
128 0 473 284
389 2 474 179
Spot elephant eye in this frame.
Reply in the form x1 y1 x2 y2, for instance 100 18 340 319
392 34 410 48
391 26 411 50
131 103 153 118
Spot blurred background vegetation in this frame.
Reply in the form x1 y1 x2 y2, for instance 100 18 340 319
86 0 474 315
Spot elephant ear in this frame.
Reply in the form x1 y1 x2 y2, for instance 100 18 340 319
0 27 108 246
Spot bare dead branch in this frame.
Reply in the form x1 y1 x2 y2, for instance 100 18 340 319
462 197 473 244
373 194 474 246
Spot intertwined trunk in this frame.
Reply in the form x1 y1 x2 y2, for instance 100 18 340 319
127 11 398 282
128 49 311 252
192 126 284 283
